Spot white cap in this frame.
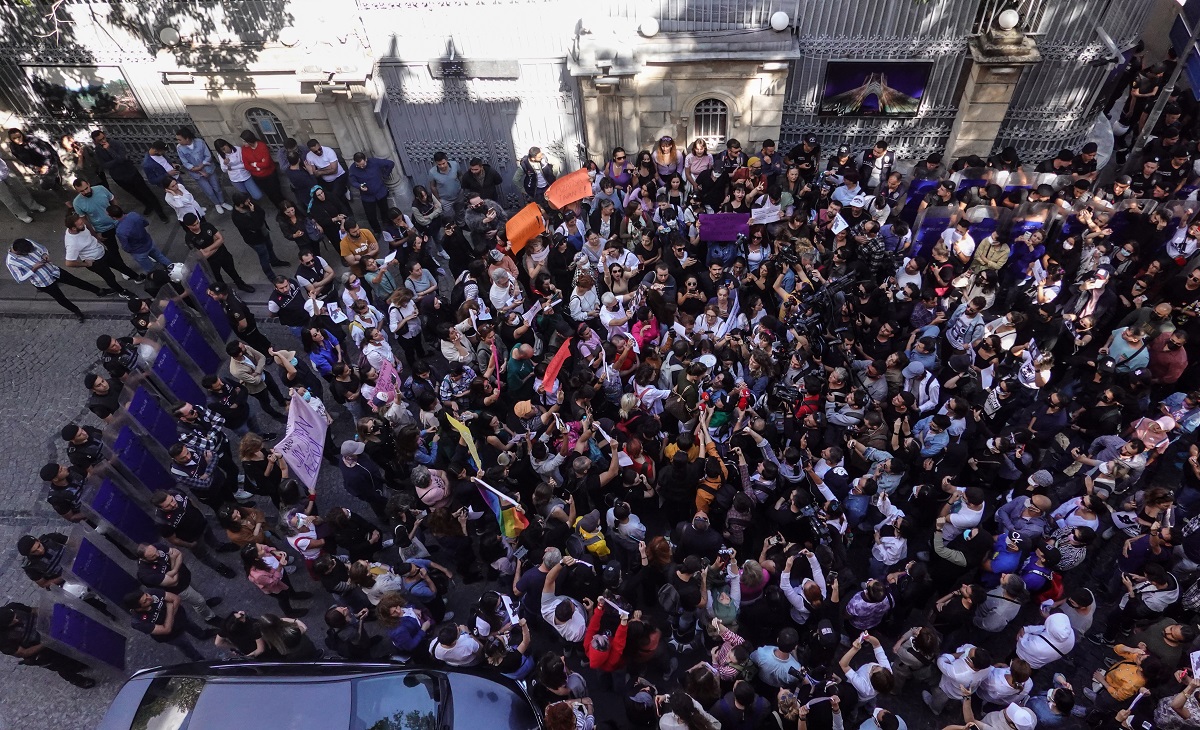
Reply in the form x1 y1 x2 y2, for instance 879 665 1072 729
1005 703 1036 730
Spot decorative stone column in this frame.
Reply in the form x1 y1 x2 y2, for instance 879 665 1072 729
944 17 1041 160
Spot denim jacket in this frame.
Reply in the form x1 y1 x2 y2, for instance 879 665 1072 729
176 139 215 176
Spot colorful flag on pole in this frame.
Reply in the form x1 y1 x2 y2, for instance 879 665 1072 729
474 477 530 538
542 337 572 391
445 413 482 470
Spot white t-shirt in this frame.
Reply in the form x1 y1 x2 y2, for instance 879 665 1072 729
64 229 106 263
540 591 586 642
306 146 345 182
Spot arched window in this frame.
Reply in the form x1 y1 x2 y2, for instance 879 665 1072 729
245 107 288 148
692 98 728 149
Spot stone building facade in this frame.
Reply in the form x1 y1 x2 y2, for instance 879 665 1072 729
0 0 1162 206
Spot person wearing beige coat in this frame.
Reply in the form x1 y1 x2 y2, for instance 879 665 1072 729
226 340 287 417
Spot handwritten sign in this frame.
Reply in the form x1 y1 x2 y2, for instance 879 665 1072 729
506 203 546 254
376 357 401 403
697 213 750 241
274 393 329 489
545 168 593 210
750 203 782 225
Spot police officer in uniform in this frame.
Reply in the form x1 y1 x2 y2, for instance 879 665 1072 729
0 602 96 688
40 462 89 524
60 423 104 474
122 588 213 661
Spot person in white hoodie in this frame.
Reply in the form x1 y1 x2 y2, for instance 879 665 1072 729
923 643 991 714
1015 612 1076 669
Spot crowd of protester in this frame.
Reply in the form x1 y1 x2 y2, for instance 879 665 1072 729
6 58 1200 730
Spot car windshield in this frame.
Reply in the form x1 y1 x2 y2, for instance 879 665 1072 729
352 671 444 730
446 673 539 730
128 676 353 730
120 670 535 730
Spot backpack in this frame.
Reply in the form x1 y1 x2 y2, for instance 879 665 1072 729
450 276 473 312
574 518 611 559
565 532 587 560
657 583 681 615
1033 570 1064 603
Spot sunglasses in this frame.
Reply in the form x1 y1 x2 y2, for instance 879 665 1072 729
614 155 626 161
660 137 673 143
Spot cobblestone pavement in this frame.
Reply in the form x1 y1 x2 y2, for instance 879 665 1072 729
0 309 495 730
0 189 486 730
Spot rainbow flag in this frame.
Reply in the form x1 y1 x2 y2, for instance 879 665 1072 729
475 479 530 538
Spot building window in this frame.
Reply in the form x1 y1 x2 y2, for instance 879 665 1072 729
692 98 728 149
245 107 288 148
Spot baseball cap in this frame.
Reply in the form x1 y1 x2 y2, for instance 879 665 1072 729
1005 704 1036 730
514 400 534 419
850 195 867 208
1093 268 1110 280
578 509 601 532
836 144 850 155
16 535 37 556
803 133 817 145
902 362 925 379
340 440 365 457
1115 174 1132 185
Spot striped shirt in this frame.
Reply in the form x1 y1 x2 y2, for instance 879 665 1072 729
6 241 60 288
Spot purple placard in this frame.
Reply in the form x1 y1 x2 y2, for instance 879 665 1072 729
697 213 750 242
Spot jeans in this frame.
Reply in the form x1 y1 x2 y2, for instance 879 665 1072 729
35 271 104 314
252 173 284 206
187 171 226 207
322 174 349 206
207 247 249 286
113 175 167 218
97 232 142 279
360 196 391 235
246 242 277 280
0 175 38 217
131 246 173 273
845 493 870 530
81 259 133 295
232 177 263 200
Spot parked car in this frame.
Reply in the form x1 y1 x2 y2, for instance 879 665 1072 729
97 662 542 730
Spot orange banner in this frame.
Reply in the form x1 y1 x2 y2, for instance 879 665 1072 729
544 168 593 210
505 203 546 254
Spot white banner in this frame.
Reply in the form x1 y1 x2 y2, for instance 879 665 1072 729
274 392 329 489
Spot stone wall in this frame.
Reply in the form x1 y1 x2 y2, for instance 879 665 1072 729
580 60 789 160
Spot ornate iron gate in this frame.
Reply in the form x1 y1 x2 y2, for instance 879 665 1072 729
378 60 586 210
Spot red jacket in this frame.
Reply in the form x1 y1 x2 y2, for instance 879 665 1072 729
241 142 276 178
583 605 628 672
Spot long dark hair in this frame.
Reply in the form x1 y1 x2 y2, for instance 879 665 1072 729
667 691 716 730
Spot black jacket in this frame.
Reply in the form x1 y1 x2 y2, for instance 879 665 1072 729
232 204 272 245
